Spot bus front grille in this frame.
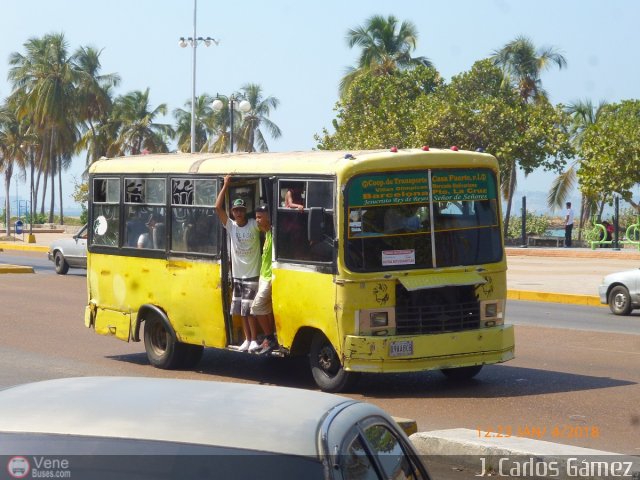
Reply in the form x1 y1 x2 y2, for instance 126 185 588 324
395 284 480 335
396 301 480 335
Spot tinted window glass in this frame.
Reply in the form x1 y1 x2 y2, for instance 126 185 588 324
92 178 120 247
171 178 219 254
345 170 502 271
362 425 416 479
276 179 334 263
124 206 166 249
341 435 379 480
171 207 219 254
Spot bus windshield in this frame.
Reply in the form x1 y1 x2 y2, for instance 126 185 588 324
345 169 502 271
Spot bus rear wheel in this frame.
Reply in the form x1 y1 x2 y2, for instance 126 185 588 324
440 365 483 380
144 316 186 369
309 332 359 393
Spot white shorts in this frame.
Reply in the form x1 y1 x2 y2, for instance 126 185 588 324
250 279 272 315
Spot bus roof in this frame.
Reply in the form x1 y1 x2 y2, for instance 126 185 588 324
88 148 497 177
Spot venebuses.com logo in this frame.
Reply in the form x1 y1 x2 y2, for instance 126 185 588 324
6 456 30 479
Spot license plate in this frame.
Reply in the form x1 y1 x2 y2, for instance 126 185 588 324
389 340 413 357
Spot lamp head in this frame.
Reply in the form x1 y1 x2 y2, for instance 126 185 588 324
211 99 224 112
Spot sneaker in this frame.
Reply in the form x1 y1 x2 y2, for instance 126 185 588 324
257 338 279 355
236 340 250 352
248 340 260 353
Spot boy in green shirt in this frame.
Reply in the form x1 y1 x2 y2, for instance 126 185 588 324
251 205 278 354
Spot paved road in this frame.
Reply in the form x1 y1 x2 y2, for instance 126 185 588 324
1 271 638 455
509 299 640 335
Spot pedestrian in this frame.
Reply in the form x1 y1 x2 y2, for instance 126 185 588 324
215 175 261 352
564 202 574 247
251 205 278 355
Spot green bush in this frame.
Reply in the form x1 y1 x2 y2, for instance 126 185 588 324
506 213 551 239
25 212 47 224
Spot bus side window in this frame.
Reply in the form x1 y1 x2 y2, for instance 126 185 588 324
275 179 334 263
170 178 219 255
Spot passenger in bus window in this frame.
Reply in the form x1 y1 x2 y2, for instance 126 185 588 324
285 185 304 211
137 213 162 249
215 175 262 353
251 205 278 355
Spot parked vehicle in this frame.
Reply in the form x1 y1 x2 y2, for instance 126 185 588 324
0 376 430 479
599 268 640 315
47 224 87 274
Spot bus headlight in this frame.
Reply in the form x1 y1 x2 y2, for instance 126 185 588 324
480 300 504 327
357 308 395 336
370 312 388 327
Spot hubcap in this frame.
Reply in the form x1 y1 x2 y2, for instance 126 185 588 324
317 345 338 376
150 322 168 355
614 294 627 310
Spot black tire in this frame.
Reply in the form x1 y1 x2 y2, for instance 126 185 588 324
54 251 69 275
309 332 359 393
609 285 632 315
440 365 483 380
143 315 186 369
182 344 204 369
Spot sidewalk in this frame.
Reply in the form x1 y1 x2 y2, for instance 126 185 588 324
2 232 639 306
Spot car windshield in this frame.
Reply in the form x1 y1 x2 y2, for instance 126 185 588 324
345 169 503 271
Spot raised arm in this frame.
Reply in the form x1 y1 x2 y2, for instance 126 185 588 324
215 175 232 226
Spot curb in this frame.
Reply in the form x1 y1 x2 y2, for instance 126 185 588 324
410 428 639 479
0 243 49 253
0 264 34 274
507 289 602 307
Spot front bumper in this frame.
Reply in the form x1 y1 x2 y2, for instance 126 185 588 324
342 325 515 373
598 285 609 304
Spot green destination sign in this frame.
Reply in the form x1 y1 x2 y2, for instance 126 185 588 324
348 169 495 206
431 169 495 201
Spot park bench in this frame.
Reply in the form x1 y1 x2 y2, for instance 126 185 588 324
527 236 564 247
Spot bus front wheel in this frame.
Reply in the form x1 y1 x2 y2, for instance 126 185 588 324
144 316 185 369
440 365 483 380
309 332 359 393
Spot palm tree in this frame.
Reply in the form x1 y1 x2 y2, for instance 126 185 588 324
491 35 567 236
235 84 282 153
491 35 567 104
340 15 432 97
0 105 29 235
8 33 79 223
72 46 121 165
548 100 608 234
173 93 214 152
110 88 174 156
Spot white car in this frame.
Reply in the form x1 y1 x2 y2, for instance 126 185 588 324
599 268 640 315
47 224 87 274
0 377 430 479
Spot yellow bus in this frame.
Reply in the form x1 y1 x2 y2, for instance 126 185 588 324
85 148 514 392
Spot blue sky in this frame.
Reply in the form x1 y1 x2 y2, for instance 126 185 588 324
1 0 638 214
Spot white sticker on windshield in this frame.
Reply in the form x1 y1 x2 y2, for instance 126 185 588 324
381 249 415 266
94 215 108 236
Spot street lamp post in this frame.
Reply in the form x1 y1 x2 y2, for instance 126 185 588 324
211 94 252 152
179 0 218 153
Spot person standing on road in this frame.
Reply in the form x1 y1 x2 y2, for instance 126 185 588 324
564 201 574 247
215 175 261 352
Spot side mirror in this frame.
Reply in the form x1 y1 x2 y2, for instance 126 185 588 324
308 207 325 243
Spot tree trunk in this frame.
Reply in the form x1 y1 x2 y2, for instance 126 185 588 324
40 168 47 217
4 165 13 234
502 160 517 238
58 163 64 225
49 154 56 224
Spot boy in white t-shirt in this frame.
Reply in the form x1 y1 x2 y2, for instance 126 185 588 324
215 175 261 352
